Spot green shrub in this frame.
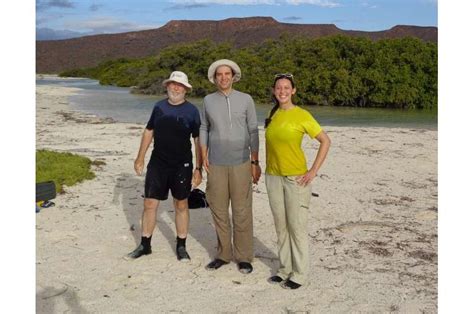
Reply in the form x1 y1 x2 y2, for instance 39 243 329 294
36 150 95 193
60 36 437 109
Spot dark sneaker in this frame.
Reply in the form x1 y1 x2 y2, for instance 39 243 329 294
176 246 191 261
281 279 302 290
205 259 229 270
124 244 151 260
238 262 253 274
268 275 284 284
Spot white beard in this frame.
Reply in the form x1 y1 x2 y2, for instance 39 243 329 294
167 89 185 104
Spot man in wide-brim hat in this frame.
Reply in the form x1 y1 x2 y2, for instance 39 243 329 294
126 71 203 262
200 59 261 274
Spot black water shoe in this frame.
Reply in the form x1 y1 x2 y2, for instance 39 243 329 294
177 246 191 261
125 244 151 260
268 275 284 284
205 259 229 270
238 262 253 274
281 279 302 290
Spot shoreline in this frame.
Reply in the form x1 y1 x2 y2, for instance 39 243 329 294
36 83 438 312
36 74 437 131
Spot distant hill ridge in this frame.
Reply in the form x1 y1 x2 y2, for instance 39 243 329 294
36 17 438 73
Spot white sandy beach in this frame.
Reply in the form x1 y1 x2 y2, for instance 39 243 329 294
36 80 438 313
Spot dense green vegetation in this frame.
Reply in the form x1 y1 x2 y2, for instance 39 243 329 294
36 150 95 193
60 35 437 109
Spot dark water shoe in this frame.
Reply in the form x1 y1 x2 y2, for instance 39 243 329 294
238 262 253 274
125 244 151 260
205 259 229 270
177 246 191 261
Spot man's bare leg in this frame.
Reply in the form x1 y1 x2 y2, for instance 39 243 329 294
174 198 190 260
142 198 160 236
125 198 159 259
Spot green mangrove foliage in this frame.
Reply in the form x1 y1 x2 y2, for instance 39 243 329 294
60 36 437 109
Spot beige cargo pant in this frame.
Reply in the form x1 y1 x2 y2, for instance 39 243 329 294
206 161 253 263
265 173 311 285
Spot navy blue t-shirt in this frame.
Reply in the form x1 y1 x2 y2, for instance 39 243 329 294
146 99 200 168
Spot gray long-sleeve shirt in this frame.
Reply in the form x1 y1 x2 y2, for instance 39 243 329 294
199 89 259 166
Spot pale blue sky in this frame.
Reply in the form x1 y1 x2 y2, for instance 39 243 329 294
36 0 437 40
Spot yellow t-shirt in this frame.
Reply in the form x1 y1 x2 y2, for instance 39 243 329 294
265 106 322 176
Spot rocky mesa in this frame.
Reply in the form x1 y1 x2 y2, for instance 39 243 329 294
36 17 437 74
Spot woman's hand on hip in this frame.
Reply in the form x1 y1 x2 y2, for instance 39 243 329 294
297 169 317 186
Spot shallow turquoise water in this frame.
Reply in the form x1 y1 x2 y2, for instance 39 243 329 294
37 77 437 129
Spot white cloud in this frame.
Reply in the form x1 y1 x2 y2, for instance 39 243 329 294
171 0 274 4
164 3 209 11
170 0 341 6
284 0 340 7
64 17 161 33
361 2 377 9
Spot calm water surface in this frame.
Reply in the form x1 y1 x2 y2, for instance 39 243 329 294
37 77 437 129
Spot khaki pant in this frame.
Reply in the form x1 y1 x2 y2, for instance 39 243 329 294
265 173 311 285
206 161 253 263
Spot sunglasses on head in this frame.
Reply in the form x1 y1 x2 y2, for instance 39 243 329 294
274 73 294 79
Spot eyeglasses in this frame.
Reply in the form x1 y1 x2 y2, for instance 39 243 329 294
274 73 294 79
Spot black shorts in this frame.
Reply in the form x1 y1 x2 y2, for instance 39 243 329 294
144 162 193 201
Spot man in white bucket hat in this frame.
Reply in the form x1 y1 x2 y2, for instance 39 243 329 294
126 71 203 262
200 59 261 274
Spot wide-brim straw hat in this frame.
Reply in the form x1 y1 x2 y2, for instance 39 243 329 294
162 71 192 91
207 59 241 84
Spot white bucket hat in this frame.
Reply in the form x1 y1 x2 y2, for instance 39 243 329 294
162 71 192 91
207 59 241 84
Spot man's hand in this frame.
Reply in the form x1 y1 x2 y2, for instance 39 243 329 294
134 158 145 176
202 157 210 173
134 128 153 176
252 164 261 184
192 169 202 189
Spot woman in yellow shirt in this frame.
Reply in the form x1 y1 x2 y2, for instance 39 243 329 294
265 73 331 289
